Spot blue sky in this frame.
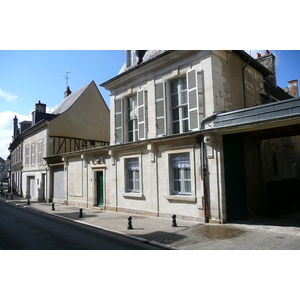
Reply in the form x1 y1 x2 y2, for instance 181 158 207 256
1 50 300 159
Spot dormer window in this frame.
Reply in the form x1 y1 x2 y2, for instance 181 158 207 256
126 50 137 67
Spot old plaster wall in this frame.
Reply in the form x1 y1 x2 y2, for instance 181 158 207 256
50 83 110 144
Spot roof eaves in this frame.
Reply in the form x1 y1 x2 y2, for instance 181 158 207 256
233 50 273 77
100 50 174 87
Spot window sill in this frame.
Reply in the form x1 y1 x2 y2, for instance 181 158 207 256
123 192 145 200
165 195 196 203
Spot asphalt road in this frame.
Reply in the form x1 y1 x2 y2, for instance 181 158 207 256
0 201 159 250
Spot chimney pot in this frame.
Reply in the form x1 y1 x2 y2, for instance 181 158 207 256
256 53 261 58
265 50 270 55
64 86 72 98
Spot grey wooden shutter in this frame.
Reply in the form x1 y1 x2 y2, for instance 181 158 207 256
114 97 123 144
187 69 199 131
197 70 204 119
155 81 166 136
137 89 146 140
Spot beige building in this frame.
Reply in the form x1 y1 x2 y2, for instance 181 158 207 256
10 81 110 204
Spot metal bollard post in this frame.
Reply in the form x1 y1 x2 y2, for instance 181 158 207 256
11 194 13 200
52 203 55 211
127 216 133 230
79 208 83 218
172 214 177 227
27 198 30 205
6 193 8 199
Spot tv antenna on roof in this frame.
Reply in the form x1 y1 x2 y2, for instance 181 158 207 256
63 70 73 88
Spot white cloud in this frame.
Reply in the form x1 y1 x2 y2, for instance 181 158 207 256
0 89 18 102
0 111 31 159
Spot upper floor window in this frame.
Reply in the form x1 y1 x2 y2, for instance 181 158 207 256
38 140 43 165
127 95 138 142
114 89 147 144
155 68 203 137
31 144 36 166
170 77 188 134
25 145 29 166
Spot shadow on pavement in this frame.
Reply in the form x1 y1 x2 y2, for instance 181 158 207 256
230 211 300 228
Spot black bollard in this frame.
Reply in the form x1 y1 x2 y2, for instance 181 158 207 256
27 198 30 205
52 203 55 211
11 194 13 200
127 216 133 230
6 194 8 199
172 214 177 227
79 208 83 218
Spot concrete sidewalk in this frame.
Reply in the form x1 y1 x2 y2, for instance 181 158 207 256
1 191 300 250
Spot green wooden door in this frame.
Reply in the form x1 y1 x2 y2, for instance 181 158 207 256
96 171 104 207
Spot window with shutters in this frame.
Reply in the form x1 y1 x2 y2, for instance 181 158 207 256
114 89 146 144
155 68 202 137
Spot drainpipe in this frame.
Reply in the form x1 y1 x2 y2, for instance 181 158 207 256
199 112 219 223
242 57 251 108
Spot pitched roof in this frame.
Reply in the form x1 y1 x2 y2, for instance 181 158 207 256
52 81 92 115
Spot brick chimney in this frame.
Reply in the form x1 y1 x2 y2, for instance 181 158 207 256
13 115 19 139
256 50 276 85
288 79 299 97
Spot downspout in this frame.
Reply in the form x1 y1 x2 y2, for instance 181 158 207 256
199 112 219 223
242 57 251 108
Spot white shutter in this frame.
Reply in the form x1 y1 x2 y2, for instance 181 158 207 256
187 69 199 131
114 97 123 144
137 89 146 140
155 81 166 136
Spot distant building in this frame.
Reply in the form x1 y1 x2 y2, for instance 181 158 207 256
9 81 110 202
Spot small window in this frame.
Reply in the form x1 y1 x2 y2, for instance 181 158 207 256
126 157 140 193
170 153 191 195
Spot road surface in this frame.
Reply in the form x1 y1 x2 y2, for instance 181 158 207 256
0 200 160 250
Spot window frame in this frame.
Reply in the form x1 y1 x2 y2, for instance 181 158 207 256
125 157 140 193
169 76 189 134
170 152 191 195
121 153 144 199
164 147 196 202
126 94 138 142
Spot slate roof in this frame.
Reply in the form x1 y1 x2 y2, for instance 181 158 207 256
52 81 92 115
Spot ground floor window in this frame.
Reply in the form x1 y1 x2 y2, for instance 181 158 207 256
126 157 140 193
170 152 191 195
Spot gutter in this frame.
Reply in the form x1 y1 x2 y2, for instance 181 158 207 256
198 113 219 223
